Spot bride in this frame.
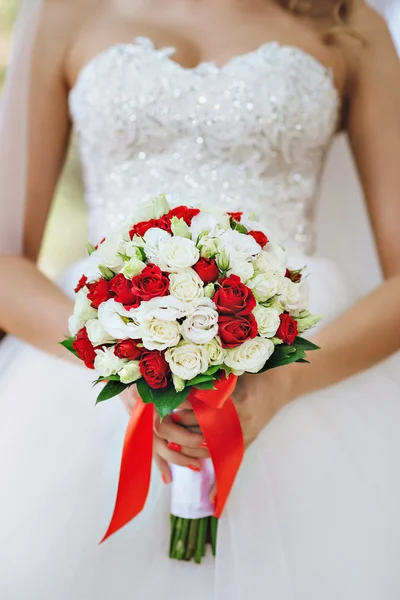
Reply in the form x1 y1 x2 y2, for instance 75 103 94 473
1 0 400 598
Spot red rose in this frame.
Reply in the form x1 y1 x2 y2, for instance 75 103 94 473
129 219 158 239
193 258 220 284
139 350 170 389
114 339 142 360
156 215 173 232
214 274 256 315
131 264 170 301
227 212 242 222
87 279 112 309
276 313 298 345
285 268 302 283
218 314 258 348
74 275 88 293
166 206 200 226
73 327 97 369
110 274 140 307
248 230 269 248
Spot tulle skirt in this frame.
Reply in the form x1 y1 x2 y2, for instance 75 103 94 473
1 255 400 600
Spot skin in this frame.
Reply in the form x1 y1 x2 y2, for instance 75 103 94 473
1 0 400 491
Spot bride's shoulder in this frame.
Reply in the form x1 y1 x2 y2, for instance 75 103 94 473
340 1 398 84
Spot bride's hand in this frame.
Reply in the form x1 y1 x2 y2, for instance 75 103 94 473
231 365 297 446
120 387 209 485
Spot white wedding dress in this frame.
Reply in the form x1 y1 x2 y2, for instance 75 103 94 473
1 37 400 600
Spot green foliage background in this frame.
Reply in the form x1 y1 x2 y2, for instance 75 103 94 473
0 0 87 278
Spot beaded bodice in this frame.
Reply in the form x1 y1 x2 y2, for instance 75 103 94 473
69 37 339 254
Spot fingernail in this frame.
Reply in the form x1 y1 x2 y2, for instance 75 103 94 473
171 413 181 423
187 465 201 472
162 474 170 484
200 441 207 448
167 442 182 452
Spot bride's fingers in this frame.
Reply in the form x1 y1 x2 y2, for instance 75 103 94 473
155 415 204 449
171 409 198 428
153 452 172 484
154 437 202 471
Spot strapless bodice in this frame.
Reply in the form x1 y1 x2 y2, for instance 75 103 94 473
69 37 339 254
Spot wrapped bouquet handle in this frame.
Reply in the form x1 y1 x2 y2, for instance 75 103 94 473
102 373 242 542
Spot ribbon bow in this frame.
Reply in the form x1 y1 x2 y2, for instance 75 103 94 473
102 373 243 541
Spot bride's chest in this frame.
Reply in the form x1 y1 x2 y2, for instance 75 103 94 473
69 38 339 163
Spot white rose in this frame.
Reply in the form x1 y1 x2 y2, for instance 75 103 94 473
253 306 281 338
135 295 186 322
169 269 204 303
241 217 271 240
247 273 280 302
253 250 286 278
98 299 141 339
180 298 219 345
228 259 254 283
139 316 181 351
121 257 146 279
86 319 116 346
69 289 97 335
129 199 159 223
119 361 141 384
219 229 261 262
94 347 126 378
143 228 171 267
265 241 287 266
224 337 275 375
159 236 200 271
204 336 226 366
121 238 145 260
279 278 309 313
96 234 125 270
165 341 209 381
190 212 229 240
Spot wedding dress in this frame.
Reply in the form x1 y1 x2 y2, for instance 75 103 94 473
1 36 400 600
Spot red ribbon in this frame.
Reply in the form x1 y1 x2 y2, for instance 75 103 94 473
102 373 243 541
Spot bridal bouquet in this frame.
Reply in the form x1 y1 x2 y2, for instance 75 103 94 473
63 195 320 562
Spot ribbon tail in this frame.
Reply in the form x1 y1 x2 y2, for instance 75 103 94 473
191 396 244 519
101 399 154 542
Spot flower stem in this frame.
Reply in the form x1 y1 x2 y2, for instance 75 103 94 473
169 515 177 558
184 518 199 561
194 518 206 564
175 518 190 560
169 516 182 559
211 516 218 556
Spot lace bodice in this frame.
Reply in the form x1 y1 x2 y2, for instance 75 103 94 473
69 37 339 254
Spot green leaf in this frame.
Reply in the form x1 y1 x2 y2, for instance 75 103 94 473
136 378 153 404
296 358 310 364
60 337 78 358
192 381 216 390
87 243 96 256
92 375 121 386
151 386 191 420
204 365 222 376
293 337 320 351
96 380 127 404
98 265 115 280
258 345 307 373
186 374 216 387
231 220 248 234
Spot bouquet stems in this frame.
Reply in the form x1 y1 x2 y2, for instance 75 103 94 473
169 515 219 563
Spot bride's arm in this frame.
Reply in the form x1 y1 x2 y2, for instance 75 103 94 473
0 2 80 357
292 5 400 397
